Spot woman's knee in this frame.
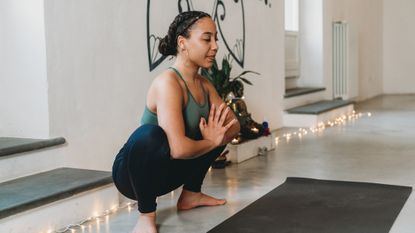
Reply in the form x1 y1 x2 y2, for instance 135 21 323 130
146 125 168 145
127 124 170 161
128 124 168 149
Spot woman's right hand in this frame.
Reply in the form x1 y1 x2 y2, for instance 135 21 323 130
199 103 237 147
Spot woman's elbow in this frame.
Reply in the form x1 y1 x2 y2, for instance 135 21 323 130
168 139 190 159
169 147 185 159
166 135 189 159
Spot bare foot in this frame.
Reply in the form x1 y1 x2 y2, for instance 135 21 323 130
177 189 226 210
131 212 157 233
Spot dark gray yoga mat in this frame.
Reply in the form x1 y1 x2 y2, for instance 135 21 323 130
208 177 412 233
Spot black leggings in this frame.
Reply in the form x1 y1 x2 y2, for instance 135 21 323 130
112 124 225 213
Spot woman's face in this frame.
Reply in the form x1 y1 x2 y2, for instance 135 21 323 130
180 17 219 69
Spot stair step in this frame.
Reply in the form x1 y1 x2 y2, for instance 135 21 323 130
286 99 354 115
0 167 113 219
283 100 355 127
0 137 66 157
284 87 326 98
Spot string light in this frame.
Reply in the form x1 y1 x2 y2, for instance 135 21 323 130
274 111 372 144
44 202 137 233
45 112 370 233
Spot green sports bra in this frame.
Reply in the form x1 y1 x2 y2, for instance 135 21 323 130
140 67 210 140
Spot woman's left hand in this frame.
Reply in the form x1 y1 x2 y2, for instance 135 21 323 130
199 103 237 147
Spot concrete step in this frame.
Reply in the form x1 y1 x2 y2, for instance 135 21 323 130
0 137 66 157
0 167 118 233
283 88 327 110
0 137 67 183
283 100 354 127
284 87 326 98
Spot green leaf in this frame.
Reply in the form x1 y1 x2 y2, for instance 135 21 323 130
201 54 258 100
212 61 218 72
235 70 260 78
222 58 231 79
239 77 253 85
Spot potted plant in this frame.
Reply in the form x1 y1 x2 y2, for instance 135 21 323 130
201 55 259 101
201 55 265 141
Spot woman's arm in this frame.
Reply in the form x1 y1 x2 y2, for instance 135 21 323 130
202 78 241 146
155 75 217 159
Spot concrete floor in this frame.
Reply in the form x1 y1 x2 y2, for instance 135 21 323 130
77 95 415 233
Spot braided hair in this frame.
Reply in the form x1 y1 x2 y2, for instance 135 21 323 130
158 11 211 56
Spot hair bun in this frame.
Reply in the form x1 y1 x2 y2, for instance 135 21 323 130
158 35 176 56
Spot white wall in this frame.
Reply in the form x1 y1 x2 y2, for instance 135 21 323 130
292 0 382 101
325 0 383 101
243 0 284 126
299 0 324 87
383 0 415 94
0 0 50 138
44 0 284 170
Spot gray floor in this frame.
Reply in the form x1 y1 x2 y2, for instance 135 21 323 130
76 95 415 233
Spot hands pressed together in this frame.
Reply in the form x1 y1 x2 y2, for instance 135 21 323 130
199 103 237 147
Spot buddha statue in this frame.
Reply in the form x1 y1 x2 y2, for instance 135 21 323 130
228 98 264 140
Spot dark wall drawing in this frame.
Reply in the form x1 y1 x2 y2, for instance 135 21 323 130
147 0 271 71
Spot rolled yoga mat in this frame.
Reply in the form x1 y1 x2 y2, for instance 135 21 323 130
208 177 412 233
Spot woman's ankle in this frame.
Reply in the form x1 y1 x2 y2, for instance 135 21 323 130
181 188 200 195
140 211 156 218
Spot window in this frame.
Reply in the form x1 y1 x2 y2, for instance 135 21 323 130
285 0 299 31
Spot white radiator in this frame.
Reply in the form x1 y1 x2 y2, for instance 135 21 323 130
332 22 349 99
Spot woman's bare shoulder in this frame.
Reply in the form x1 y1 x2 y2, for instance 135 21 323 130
152 69 182 91
146 69 185 110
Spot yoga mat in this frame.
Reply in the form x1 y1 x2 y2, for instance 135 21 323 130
208 177 412 233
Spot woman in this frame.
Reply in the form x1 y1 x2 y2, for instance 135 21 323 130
112 11 240 233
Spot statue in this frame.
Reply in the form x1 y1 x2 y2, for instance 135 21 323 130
229 98 264 140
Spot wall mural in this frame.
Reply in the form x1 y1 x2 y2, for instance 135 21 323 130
146 0 271 71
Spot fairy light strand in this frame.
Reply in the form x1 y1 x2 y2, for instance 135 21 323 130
275 111 372 145
43 112 371 233
44 202 137 233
